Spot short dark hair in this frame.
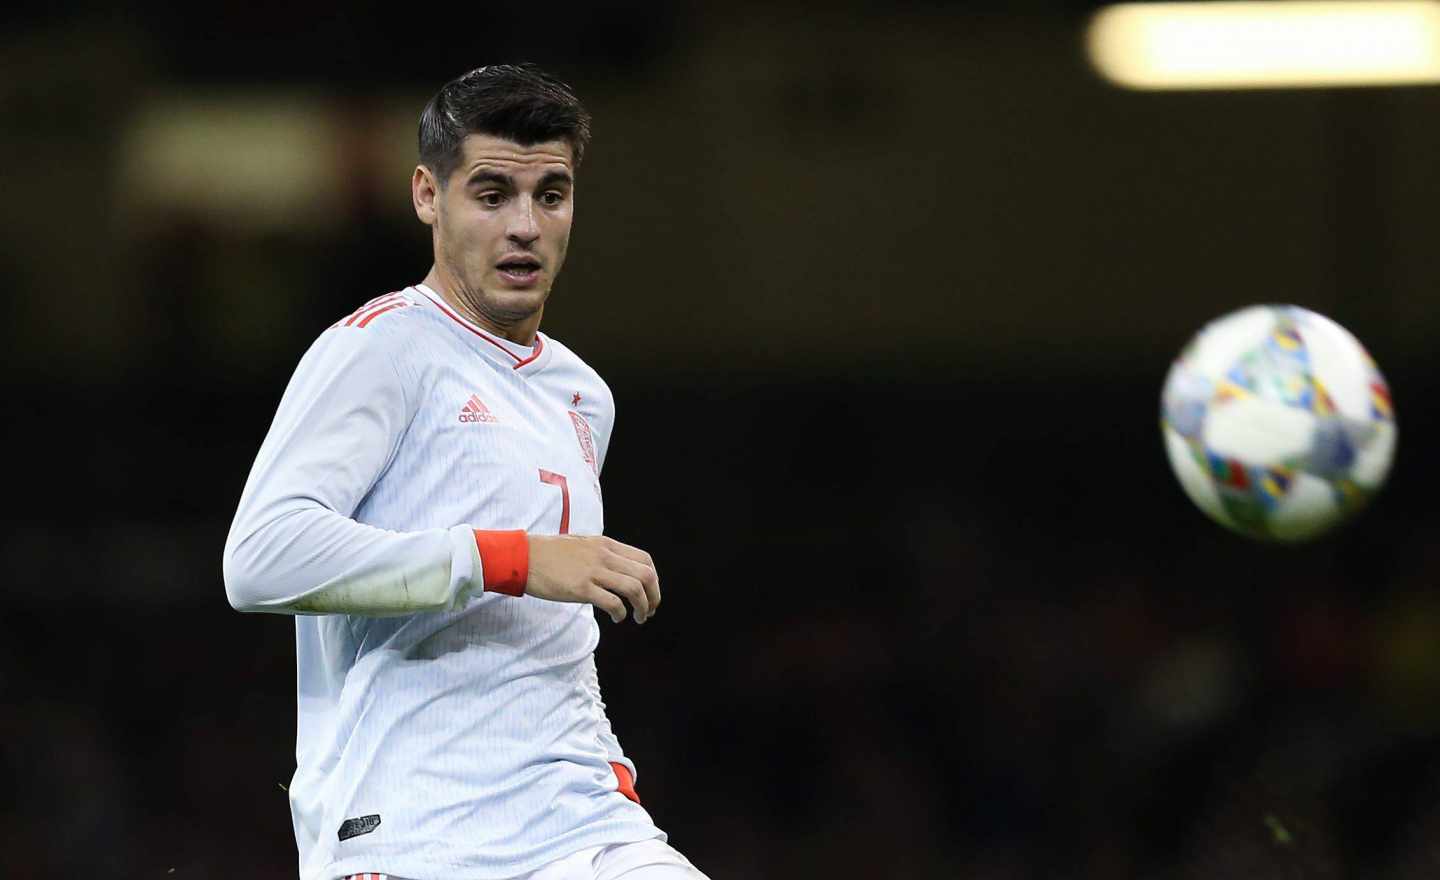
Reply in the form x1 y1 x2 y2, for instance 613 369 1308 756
418 63 592 185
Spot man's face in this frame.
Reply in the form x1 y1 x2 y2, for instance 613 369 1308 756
417 133 575 329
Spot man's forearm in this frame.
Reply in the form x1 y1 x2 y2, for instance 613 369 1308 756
223 503 480 616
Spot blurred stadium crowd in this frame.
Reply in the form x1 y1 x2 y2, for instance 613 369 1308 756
4 2 1440 878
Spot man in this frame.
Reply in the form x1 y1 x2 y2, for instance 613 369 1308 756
224 64 707 880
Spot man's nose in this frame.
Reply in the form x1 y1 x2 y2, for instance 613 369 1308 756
506 197 540 246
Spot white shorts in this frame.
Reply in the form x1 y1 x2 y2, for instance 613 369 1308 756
343 838 708 880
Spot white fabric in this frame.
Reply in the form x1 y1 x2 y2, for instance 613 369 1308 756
224 285 663 880
345 838 708 880
525 839 709 880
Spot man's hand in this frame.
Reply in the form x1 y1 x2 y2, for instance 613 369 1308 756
525 535 661 624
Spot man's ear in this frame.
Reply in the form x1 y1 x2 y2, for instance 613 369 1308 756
413 165 440 226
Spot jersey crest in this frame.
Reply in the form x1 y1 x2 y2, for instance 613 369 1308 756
569 411 597 476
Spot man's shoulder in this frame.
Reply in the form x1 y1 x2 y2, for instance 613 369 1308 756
540 336 616 430
541 336 610 391
286 288 457 394
327 287 431 336
312 287 451 359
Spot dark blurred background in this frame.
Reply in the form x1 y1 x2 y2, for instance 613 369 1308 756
4 2 1440 877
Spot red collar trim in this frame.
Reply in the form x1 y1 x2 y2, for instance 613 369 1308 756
416 286 544 370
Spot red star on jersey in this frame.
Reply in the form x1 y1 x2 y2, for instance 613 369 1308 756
571 392 582 407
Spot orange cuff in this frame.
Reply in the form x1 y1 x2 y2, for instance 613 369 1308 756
473 530 528 596
611 761 641 805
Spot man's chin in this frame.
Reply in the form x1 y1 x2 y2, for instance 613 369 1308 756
480 286 548 324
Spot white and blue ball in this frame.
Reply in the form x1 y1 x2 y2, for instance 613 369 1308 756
1160 305 1396 542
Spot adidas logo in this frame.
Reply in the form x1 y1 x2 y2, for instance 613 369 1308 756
458 394 499 424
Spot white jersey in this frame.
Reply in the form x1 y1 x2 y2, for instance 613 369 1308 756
223 284 663 880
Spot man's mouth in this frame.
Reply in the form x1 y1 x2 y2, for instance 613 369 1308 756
496 257 542 287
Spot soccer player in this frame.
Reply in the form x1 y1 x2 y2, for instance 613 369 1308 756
223 65 708 880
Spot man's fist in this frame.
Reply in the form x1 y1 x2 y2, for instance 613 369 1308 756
525 535 661 624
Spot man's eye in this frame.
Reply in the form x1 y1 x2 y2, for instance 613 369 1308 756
479 192 505 207
541 191 565 206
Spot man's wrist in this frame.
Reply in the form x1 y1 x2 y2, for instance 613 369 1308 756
472 530 528 596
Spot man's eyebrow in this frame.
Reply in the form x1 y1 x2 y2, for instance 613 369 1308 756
466 169 515 188
538 170 574 189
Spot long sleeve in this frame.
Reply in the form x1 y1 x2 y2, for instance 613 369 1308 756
581 654 637 781
223 323 480 616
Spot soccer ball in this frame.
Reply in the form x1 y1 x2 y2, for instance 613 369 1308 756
1160 305 1396 542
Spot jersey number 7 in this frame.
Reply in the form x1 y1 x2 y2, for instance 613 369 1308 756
538 469 570 535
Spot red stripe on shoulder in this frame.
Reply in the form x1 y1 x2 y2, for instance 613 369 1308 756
332 291 412 330
333 291 398 327
345 294 405 326
356 302 405 328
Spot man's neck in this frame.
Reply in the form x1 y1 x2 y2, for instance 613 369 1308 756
421 266 542 347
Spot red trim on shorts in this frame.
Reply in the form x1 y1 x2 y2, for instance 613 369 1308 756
612 761 641 805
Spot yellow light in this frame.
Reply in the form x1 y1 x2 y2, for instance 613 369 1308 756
1087 1 1440 90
